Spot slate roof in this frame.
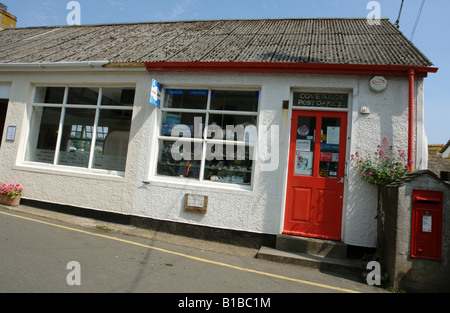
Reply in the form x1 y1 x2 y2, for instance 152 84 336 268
387 170 450 187
0 18 433 66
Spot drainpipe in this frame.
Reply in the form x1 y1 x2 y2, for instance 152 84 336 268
408 69 415 172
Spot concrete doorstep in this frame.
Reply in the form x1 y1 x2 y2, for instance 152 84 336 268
256 235 370 279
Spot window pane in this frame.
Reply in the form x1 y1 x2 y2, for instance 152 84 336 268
101 88 135 106
57 108 96 168
157 140 202 179
319 117 341 178
67 87 99 105
163 89 208 109
210 90 259 112
34 87 65 104
161 112 205 138
294 116 316 176
25 107 61 164
204 143 253 185
92 110 132 172
207 114 257 140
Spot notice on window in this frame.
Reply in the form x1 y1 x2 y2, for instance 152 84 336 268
326 127 340 145
296 139 311 152
295 151 313 176
423 215 432 233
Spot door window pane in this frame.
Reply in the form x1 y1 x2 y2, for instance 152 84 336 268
294 116 316 176
25 107 61 164
57 108 96 168
319 117 341 178
92 110 132 172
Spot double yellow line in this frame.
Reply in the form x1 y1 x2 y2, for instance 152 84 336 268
0 210 361 293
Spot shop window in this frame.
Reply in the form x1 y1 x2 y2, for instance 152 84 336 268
25 86 135 174
156 89 259 186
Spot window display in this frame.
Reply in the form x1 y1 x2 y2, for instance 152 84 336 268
156 89 259 186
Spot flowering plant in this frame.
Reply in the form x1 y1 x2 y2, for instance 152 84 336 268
352 137 410 187
0 183 23 199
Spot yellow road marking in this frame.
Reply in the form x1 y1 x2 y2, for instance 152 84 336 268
0 210 361 293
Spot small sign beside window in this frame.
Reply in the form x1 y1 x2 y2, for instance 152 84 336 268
6 126 16 141
150 79 162 107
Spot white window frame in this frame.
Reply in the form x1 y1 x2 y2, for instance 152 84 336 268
149 87 260 191
22 86 135 177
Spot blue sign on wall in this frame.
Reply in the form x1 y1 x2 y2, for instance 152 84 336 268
150 79 162 107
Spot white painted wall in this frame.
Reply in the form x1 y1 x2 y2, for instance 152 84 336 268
0 68 424 248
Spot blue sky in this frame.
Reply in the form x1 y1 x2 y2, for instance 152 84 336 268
3 0 449 144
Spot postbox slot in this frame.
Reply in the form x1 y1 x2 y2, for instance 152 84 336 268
416 199 440 205
415 196 441 205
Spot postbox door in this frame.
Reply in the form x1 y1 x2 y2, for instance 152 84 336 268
411 190 443 261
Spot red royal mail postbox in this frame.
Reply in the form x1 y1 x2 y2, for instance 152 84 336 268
411 190 444 261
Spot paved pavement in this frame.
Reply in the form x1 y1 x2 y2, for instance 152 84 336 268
0 205 389 296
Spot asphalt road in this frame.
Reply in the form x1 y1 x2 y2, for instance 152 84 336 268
0 206 387 298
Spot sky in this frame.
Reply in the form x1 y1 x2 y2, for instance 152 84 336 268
2 0 449 144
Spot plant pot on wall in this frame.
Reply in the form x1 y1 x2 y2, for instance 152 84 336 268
0 194 21 207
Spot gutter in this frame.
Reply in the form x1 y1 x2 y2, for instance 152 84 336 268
0 61 110 69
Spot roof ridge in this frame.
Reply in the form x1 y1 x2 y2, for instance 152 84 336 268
10 17 392 30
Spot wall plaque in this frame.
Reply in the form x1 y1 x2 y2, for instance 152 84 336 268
184 194 208 214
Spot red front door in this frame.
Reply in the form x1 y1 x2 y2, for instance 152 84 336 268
284 110 348 240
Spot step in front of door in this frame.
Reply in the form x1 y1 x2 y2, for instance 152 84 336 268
276 234 348 259
256 246 366 277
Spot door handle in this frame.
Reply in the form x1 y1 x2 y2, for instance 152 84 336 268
337 177 344 184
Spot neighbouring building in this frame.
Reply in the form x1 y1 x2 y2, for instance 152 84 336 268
0 3 16 29
428 141 450 180
0 18 438 249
